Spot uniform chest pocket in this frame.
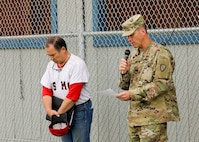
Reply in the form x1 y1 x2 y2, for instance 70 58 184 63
140 66 153 82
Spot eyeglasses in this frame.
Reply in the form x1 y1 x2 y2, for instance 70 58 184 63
52 63 62 72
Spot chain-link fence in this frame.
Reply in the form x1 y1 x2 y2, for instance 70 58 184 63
0 0 199 142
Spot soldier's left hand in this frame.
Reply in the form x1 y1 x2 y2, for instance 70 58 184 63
116 91 130 101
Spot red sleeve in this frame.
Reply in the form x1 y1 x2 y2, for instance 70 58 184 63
42 86 53 97
66 83 84 101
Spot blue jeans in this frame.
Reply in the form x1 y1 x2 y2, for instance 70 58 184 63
61 100 93 142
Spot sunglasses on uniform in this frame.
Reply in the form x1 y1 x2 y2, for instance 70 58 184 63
52 63 62 72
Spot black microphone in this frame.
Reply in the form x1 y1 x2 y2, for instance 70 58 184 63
121 49 130 75
124 49 130 60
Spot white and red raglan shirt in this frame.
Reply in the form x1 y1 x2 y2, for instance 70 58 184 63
40 54 90 105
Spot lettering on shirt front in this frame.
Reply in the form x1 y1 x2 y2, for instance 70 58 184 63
52 82 56 90
52 81 69 91
61 81 67 90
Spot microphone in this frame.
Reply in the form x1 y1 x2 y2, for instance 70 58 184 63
122 49 130 75
124 49 130 60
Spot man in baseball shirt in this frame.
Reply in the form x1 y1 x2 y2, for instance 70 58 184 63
41 36 93 142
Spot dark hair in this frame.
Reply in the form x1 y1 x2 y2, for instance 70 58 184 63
45 36 67 51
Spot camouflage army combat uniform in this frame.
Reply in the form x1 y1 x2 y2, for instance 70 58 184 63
119 41 180 142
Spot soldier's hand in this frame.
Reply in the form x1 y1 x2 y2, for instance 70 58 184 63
119 59 130 74
116 91 130 101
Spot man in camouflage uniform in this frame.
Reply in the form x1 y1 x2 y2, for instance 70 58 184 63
116 14 180 142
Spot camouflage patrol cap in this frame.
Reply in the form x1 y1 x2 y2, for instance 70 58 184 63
121 14 145 36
